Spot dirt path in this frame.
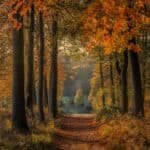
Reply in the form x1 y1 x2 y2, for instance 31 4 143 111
54 114 105 150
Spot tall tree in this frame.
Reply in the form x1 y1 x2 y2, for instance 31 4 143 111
120 50 128 114
49 9 58 118
38 9 45 121
114 52 128 113
12 1 28 131
129 39 144 116
98 49 105 107
114 53 121 105
43 75 48 107
26 4 35 116
109 55 115 105
128 1 144 116
141 30 148 101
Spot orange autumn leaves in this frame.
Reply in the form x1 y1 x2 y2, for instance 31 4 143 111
83 0 150 54
7 0 53 29
7 0 30 29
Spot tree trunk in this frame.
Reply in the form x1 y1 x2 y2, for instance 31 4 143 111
12 4 28 132
26 4 35 116
142 56 146 105
38 11 45 121
129 39 144 116
127 0 144 117
120 50 128 114
98 49 105 107
49 10 58 118
43 75 48 107
114 51 128 113
142 30 148 102
114 53 121 106
109 56 115 105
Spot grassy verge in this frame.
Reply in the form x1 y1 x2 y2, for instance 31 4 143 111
0 108 57 150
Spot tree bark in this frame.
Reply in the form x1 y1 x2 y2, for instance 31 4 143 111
38 11 45 121
98 49 105 107
109 56 115 105
43 75 48 107
26 4 35 116
127 0 144 117
12 4 28 132
142 30 148 102
120 50 128 114
129 39 144 116
114 53 121 105
49 10 58 118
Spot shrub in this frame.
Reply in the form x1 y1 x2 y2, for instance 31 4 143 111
96 105 120 121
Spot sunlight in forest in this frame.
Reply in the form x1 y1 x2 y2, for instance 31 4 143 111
0 0 150 150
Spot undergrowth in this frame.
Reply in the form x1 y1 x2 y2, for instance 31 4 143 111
0 108 58 150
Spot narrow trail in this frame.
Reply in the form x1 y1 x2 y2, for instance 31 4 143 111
54 114 105 150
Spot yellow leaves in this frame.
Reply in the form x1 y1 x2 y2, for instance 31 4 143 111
103 35 115 55
82 0 149 55
0 75 12 99
86 37 99 53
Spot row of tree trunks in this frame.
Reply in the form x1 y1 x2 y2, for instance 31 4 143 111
114 48 144 116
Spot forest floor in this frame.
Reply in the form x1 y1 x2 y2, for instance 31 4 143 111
54 110 150 150
0 107 57 150
0 101 150 150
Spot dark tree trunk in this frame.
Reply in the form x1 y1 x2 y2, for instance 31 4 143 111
109 56 115 105
127 0 144 117
114 53 121 105
38 11 45 121
115 52 128 113
49 10 58 118
142 57 146 103
26 4 35 116
129 39 144 116
33 82 37 105
98 49 105 107
142 31 148 102
43 75 48 107
12 5 28 132
120 50 128 114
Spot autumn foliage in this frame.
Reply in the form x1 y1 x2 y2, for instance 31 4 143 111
83 0 150 54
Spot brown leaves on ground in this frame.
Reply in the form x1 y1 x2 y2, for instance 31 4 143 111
0 107 150 150
98 114 150 149
55 111 150 150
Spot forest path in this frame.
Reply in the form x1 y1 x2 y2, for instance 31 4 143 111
54 114 105 150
